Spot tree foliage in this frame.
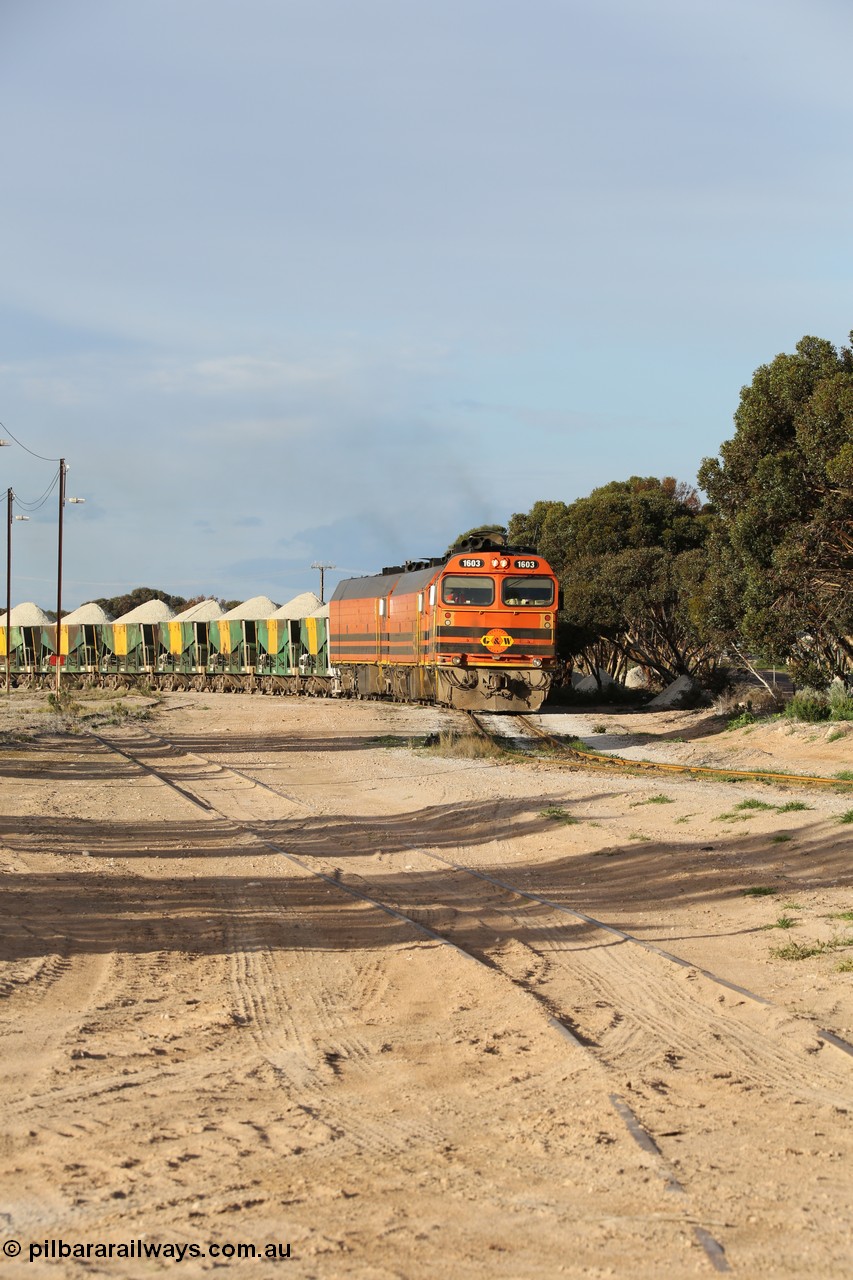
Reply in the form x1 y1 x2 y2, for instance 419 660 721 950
698 333 853 683
445 524 508 555
509 478 715 683
92 586 188 618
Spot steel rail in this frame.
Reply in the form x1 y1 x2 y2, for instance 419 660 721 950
462 709 853 791
84 725 732 1272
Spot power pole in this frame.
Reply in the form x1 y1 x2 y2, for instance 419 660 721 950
56 460 66 692
5 489 11 695
4 492 28 695
55 460 85 692
311 561 336 604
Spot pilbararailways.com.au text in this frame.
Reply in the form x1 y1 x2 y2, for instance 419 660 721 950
6 1239 292 1263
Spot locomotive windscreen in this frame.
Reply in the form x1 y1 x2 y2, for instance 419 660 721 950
440 576 495 606
500 577 555 607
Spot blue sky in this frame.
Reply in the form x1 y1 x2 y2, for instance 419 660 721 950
1 0 851 608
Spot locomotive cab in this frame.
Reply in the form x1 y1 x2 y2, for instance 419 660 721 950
431 549 557 707
329 538 558 711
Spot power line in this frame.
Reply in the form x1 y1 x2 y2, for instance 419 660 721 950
0 421 61 464
13 468 62 513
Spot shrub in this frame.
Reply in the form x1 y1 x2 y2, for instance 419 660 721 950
828 684 853 721
715 681 783 718
727 709 756 730
785 690 830 722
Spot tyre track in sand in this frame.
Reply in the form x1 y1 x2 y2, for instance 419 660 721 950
86 725 756 1273
88 719 853 1274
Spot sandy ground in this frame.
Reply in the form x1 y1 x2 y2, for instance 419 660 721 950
1 689 852 1278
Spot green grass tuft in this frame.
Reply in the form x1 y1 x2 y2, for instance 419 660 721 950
771 934 853 960
771 940 826 960
422 731 503 760
539 805 577 824
742 886 777 897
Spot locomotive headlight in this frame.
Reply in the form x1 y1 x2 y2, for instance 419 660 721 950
499 558 509 568
532 658 543 667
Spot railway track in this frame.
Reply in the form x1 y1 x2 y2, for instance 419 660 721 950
467 709 853 791
83 722 853 1271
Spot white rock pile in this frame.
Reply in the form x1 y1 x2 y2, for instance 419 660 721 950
114 600 176 623
221 596 279 620
174 599 224 622
0 602 52 626
62 603 114 624
272 592 322 620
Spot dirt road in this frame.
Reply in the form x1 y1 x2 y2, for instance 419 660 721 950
1 692 852 1277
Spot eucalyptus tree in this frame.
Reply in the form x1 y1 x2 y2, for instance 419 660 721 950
698 333 853 684
509 478 715 684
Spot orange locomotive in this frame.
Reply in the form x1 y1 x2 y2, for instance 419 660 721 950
329 537 558 711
